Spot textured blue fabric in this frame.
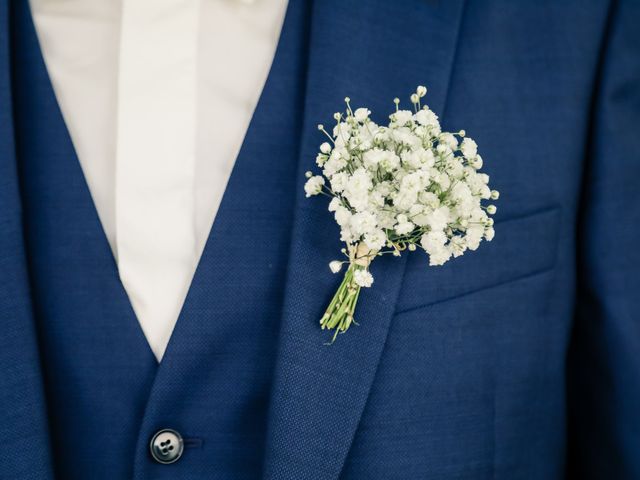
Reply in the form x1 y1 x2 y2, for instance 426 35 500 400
10 1 158 478
1 0 639 479
567 1 640 478
8 0 310 478
0 1 53 478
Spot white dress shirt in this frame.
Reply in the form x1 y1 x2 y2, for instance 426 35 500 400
30 0 289 361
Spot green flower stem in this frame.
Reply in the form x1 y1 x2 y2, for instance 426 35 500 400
320 264 362 343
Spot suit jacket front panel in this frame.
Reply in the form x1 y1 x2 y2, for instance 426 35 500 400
3 1 631 479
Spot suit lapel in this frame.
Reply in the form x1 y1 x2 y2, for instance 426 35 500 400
263 1 466 479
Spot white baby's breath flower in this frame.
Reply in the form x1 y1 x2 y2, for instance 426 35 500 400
421 230 447 253
323 155 347 178
353 269 374 288
330 172 349 193
425 206 451 232
363 148 385 170
445 157 464 179
451 182 474 212
350 211 378 237
428 247 452 266
367 190 386 209
340 226 354 244
418 191 439 209
379 151 401 172
375 209 396 230
394 214 415 235
392 127 421 150
334 206 352 227
329 261 343 273
484 227 495 241
465 224 484 251
364 229 386 251
401 150 423 170
449 235 467 258
434 171 451 190
392 110 413 127
333 122 352 140
320 142 332 154
419 148 436 169
440 132 458 149
304 175 324 197
344 168 373 212
316 153 328 166
393 189 418 212
414 108 439 128
354 107 371 122
328 197 341 212
460 137 478 159
409 204 429 227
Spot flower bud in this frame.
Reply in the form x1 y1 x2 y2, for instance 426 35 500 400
305 171 313 178
487 205 497 215
416 85 427 97
484 227 495 241
410 93 419 104
320 142 332 154
490 190 500 200
329 261 343 274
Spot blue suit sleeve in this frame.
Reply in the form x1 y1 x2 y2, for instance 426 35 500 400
568 0 640 478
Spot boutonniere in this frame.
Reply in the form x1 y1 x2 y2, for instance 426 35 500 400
305 86 499 343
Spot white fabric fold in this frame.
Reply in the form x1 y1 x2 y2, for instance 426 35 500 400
30 0 289 361
115 0 200 360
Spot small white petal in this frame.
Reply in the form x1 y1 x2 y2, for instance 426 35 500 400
329 261 343 274
353 269 374 288
354 108 371 122
304 175 325 197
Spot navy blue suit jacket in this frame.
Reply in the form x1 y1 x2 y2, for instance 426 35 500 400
1 0 639 478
